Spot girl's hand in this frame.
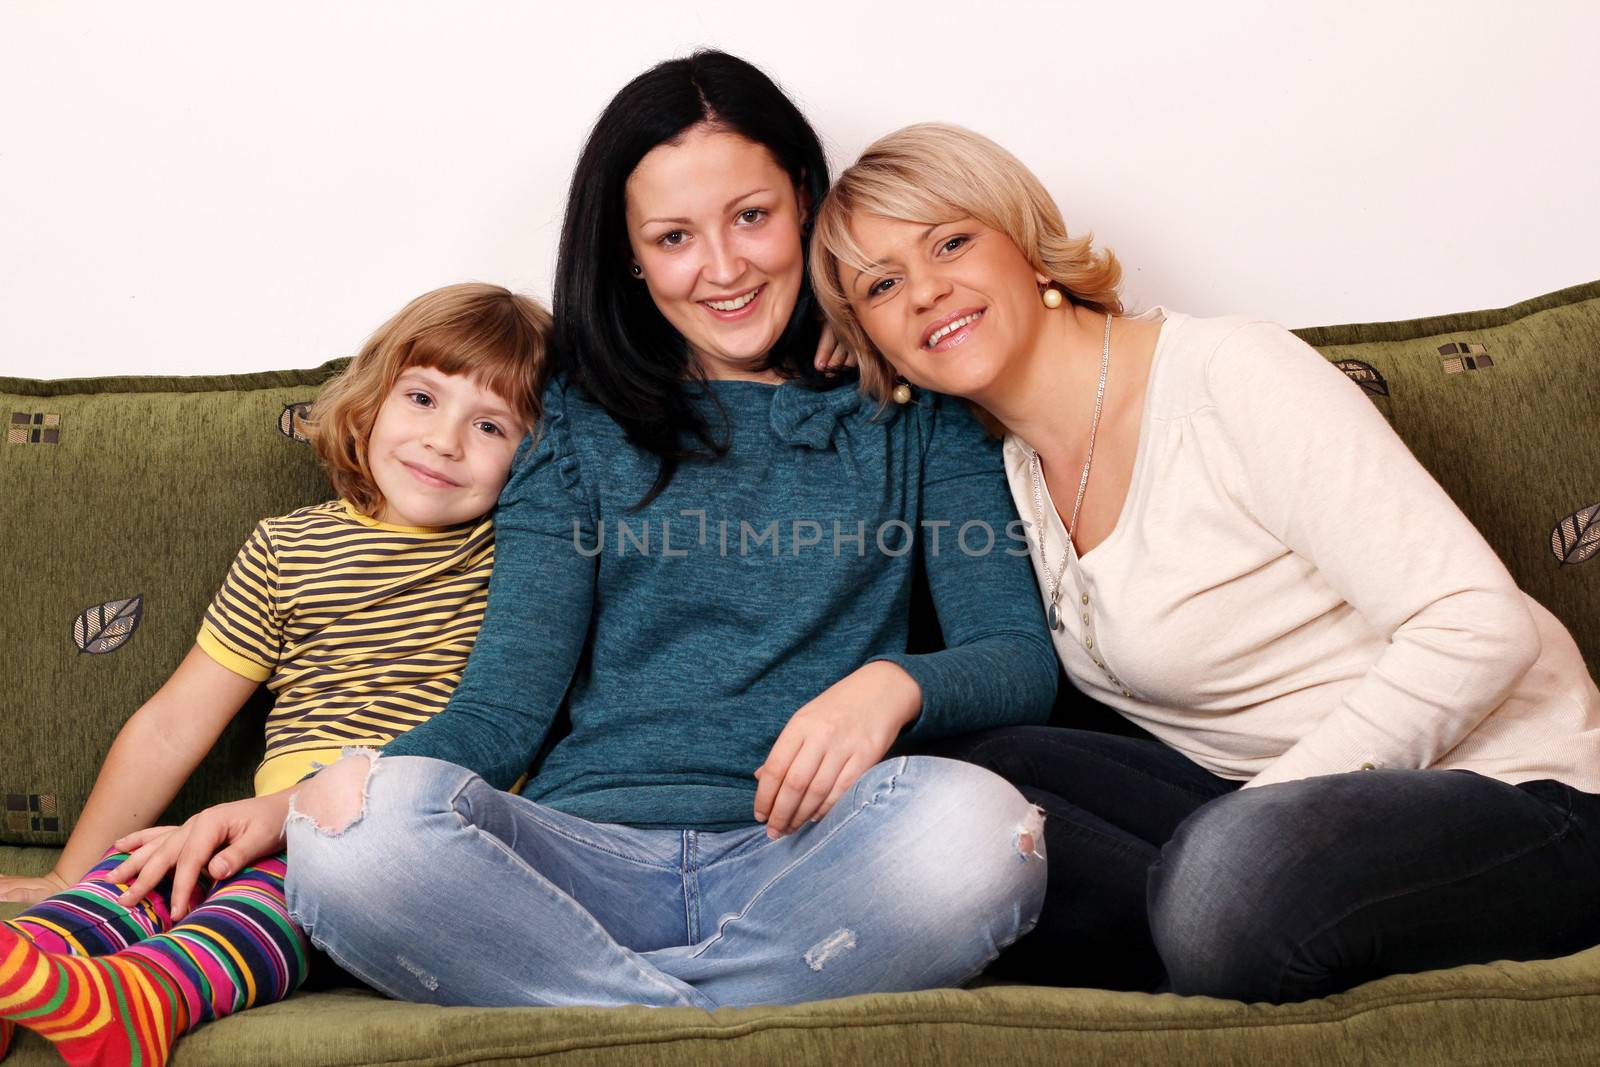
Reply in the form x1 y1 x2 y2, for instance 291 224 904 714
754 661 922 838
108 791 294 919
0 870 69 904
812 323 857 375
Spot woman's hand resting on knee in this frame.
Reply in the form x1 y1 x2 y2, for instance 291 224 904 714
754 661 921 837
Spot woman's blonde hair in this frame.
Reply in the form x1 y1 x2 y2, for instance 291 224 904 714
307 282 552 516
812 123 1124 402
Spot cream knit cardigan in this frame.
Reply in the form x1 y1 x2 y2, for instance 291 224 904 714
1006 310 1600 792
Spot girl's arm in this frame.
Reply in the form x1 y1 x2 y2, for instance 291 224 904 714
0 646 256 903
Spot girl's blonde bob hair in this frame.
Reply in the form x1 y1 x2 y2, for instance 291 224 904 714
307 282 552 516
811 123 1124 402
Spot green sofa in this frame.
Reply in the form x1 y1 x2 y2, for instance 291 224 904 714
4 282 1599 1065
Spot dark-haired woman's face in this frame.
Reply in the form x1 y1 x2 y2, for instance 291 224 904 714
625 125 806 381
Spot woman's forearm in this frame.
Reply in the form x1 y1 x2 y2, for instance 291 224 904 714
878 631 1057 741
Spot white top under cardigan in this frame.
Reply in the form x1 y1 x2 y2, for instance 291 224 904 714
1006 309 1600 793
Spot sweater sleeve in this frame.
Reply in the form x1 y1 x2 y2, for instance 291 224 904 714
876 395 1058 741
1204 323 1540 789
380 380 598 789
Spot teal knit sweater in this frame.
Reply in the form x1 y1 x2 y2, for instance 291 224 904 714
383 376 1057 829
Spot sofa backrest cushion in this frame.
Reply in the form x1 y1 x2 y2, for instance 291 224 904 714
2 364 342 845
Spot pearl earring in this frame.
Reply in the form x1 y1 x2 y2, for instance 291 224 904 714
631 264 643 277
1041 286 1064 309
892 379 912 404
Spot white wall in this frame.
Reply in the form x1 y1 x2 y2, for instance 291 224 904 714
3 0 1597 378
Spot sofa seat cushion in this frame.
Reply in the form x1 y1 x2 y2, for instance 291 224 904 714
5 846 1599 1066
9 840 1598 1063
4 949 1598 1066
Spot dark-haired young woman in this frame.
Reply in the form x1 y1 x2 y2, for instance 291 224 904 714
196 52 1056 1010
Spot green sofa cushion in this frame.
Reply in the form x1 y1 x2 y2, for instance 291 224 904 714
1 364 343 846
4 853 1599 1066
8 964 1597 1067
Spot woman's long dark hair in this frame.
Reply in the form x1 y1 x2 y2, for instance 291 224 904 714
553 50 833 505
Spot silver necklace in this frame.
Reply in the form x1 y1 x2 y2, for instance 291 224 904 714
1030 312 1112 632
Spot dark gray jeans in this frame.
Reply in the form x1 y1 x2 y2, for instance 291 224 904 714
931 725 1600 1003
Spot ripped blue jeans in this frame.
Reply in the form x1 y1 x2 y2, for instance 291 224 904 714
282 754 1045 1010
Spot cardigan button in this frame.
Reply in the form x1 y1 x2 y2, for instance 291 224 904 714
1359 762 1377 771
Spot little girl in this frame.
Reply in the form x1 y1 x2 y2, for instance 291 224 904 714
0 281 549 1066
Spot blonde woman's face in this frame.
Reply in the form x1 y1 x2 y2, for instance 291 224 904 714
842 213 1046 402
624 126 806 381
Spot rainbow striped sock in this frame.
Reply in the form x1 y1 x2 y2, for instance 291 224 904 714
128 857 309 1027
1 854 308 1063
0 926 187 1066
5 850 170 958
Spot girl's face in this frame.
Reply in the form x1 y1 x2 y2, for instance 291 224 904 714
366 366 526 528
624 125 807 380
842 213 1047 402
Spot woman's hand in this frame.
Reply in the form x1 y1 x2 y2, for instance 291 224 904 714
813 323 857 375
107 790 295 919
754 661 922 837
0 870 69 905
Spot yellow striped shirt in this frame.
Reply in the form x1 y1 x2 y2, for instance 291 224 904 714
196 499 494 794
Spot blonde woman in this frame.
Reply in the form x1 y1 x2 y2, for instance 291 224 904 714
809 123 1600 1003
